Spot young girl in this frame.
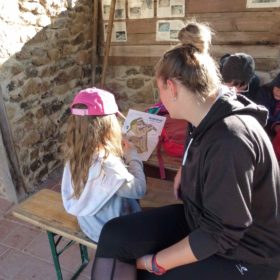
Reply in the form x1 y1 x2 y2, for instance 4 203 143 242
61 87 146 243
91 21 280 280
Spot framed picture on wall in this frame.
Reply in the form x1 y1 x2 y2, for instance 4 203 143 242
102 0 126 20
157 0 185 18
128 0 154 19
156 20 184 41
246 0 280 8
103 22 127 42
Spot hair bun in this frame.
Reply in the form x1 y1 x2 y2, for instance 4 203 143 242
178 22 212 53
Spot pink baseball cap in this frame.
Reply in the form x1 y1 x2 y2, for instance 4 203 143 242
71 87 125 119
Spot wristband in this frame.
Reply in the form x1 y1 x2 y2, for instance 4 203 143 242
144 256 153 273
151 254 166 275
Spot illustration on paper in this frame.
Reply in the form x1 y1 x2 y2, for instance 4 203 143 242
122 109 166 160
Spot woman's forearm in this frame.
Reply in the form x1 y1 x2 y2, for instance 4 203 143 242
157 236 197 270
137 236 198 272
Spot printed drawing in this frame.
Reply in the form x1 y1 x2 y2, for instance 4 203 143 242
126 117 156 153
122 109 166 161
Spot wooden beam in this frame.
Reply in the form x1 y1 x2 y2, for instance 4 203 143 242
0 87 27 197
186 0 279 13
101 56 160 66
99 44 280 59
91 0 99 84
98 30 279 46
191 11 280 32
213 31 280 45
100 45 175 57
100 0 116 88
211 45 280 59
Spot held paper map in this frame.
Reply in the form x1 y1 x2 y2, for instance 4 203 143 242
122 109 166 161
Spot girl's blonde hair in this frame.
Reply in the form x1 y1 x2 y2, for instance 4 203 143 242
155 20 221 101
64 111 123 198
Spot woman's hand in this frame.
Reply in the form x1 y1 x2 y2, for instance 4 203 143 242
173 166 182 200
136 254 153 270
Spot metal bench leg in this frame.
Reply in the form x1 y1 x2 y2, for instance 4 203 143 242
47 231 63 280
47 231 90 280
71 244 89 280
80 243 89 265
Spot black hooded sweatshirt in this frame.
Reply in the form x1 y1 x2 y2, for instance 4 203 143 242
180 90 280 268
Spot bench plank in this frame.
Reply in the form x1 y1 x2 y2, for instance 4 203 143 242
12 189 96 249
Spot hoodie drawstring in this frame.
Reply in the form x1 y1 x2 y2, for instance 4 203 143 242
182 138 193 166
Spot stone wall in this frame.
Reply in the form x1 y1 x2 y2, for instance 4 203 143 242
0 0 93 199
103 65 159 114
97 53 280 118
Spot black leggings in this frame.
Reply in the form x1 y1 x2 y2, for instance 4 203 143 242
91 204 279 280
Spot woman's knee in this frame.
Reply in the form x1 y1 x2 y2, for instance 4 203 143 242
97 216 131 257
100 217 124 241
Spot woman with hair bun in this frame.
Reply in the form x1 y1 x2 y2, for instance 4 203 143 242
91 21 280 280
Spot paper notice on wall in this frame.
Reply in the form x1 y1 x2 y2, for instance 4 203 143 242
122 109 166 161
157 0 185 18
156 20 184 41
128 0 154 19
246 0 280 8
104 21 127 42
102 0 126 20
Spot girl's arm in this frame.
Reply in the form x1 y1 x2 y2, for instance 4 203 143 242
137 236 198 272
116 138 146 198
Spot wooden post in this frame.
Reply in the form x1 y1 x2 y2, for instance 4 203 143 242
0 87 27 198
100 0 116 88
91 0 99 85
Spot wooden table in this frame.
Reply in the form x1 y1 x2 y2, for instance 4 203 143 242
144 149 182 181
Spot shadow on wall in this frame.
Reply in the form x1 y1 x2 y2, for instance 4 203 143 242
0 0 93 200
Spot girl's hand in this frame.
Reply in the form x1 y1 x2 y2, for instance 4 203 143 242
122 136 135 153
173 166 182 200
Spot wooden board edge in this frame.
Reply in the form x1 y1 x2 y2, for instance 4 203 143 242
12 211 97 249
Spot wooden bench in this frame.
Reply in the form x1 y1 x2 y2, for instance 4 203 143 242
12 189 97 280
12 178 179 280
